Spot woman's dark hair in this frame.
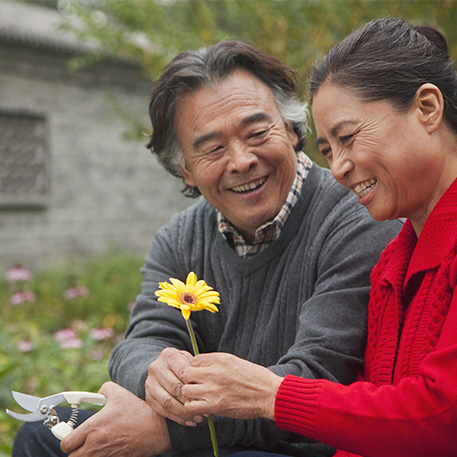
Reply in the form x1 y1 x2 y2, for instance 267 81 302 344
309 17 457 134
147 40 309 198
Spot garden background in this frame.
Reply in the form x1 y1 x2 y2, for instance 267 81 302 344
2 0 457 454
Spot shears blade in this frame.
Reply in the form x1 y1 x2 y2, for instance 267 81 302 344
6 408 46 422
6 391 65 423
11 391 41 412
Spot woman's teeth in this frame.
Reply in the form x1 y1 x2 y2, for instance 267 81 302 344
232 177 266 193
354 178 377 197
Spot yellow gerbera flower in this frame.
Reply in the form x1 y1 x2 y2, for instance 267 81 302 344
154 271 220 457
155 271 220 320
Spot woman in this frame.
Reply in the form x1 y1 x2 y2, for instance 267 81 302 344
180 17 457 457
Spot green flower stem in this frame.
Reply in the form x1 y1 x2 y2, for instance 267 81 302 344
185 317 200 356
185 318 219 457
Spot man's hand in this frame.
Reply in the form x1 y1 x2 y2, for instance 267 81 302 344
60 382 170 457
181 353 283 421
145 347 204 426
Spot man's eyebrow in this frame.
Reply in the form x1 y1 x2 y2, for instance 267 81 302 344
240 112 272 127
192 132 221 150
315 120 358 146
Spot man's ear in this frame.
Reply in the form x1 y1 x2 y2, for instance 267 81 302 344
286 123 299 148
414 83 444 134
178 163 197 188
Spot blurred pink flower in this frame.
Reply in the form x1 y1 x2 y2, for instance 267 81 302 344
60 338 83 349
18 340 34 352
54 328 83 349
127 300 136 311
5 265 33 282
63 286 90 300
90 328 114 341
9 291 36 306
89 349 104 360
55 328 77 342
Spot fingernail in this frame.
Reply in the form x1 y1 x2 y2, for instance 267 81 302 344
185 421 197 427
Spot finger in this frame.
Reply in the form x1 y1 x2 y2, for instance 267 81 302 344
181 365 208 384
146 365 187 405
148 352 196 406
190 353 217 367
146 379 200 425
60 422 86 454
184 399 213 416
181 382 208 400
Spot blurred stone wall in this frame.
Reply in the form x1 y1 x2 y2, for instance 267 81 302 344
0 1 191 270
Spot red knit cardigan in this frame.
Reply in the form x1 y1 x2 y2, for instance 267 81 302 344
275 178 457 457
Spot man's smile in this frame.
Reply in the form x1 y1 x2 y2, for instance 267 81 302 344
230 177 267 193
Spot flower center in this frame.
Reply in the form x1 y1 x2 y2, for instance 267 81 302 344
180 292 197 305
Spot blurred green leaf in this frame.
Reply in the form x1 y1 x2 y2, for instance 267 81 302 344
57 0 457 165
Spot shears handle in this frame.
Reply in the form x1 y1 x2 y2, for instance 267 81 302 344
51 392 107 440
52 422 74 440
61 392 107 406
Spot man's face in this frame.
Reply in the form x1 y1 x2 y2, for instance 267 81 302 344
175 69 299 243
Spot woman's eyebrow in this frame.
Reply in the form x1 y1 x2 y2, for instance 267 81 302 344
315 120 358 145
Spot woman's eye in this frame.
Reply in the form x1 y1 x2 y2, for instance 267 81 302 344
320 147 331 157
340 134 354 144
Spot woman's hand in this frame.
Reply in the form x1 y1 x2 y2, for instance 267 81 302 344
181 352 283 421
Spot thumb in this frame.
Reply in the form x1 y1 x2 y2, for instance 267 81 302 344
98 380 118 398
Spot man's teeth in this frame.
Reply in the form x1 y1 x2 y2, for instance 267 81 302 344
232 177 266 193
354 178 377 197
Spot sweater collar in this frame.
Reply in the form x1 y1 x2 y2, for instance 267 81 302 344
382 177 457 287
407 176 457 279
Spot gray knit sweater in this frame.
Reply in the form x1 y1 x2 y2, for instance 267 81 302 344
109 164 402 456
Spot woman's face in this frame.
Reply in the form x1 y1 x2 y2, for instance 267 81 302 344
312 82 450 230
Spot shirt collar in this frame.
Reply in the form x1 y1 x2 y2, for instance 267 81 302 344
217 152 313 257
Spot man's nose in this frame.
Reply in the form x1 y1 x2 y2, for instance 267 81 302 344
226 145 258 173
330 152 354 183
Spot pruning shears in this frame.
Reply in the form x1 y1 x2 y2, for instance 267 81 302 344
6 390 107 440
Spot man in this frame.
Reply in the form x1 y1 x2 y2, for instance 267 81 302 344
13 41 401 457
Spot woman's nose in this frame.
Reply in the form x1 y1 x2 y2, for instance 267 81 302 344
330 152 354 184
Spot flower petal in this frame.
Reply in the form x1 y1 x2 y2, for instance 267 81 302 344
181 305 191 320
169 278 186 291
186 271 197 288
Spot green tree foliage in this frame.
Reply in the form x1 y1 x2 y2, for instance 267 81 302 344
59 0 457 163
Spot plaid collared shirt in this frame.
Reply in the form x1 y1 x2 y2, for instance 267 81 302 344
218 151 313 258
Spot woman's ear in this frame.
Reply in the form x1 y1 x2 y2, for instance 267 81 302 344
414 83 444 134
178 163 197 188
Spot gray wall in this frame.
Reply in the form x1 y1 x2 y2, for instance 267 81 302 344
0 41 191 270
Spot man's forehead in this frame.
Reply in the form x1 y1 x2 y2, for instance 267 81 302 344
174 69 280 146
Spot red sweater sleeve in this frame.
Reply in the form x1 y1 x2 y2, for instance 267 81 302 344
274 293 457 457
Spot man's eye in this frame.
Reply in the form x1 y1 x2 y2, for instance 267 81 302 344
208 145 224 154
250 130 268 139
